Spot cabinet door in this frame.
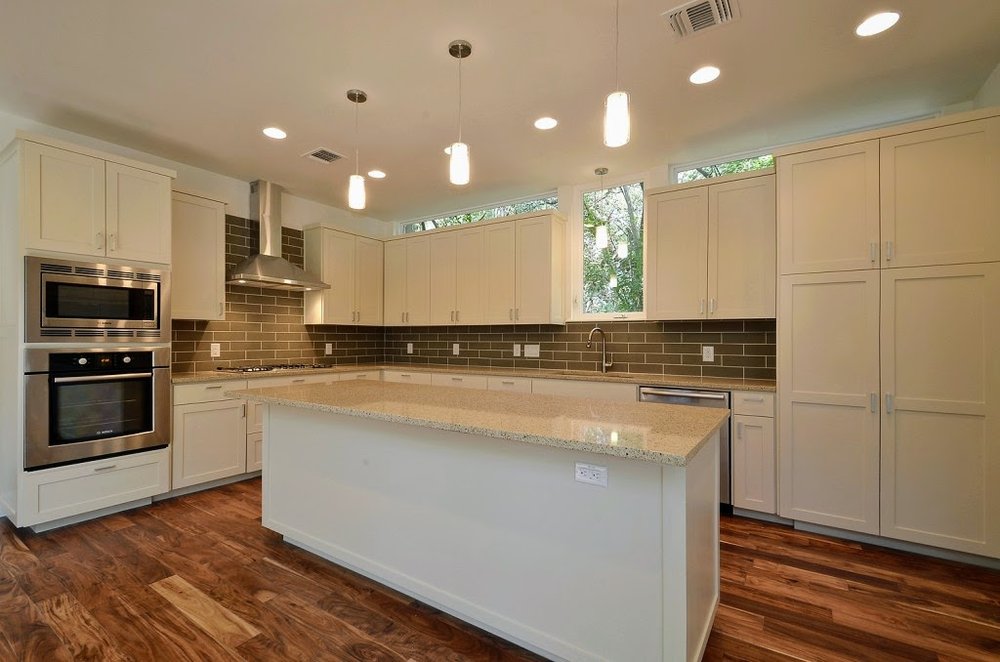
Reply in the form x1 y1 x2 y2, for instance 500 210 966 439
455 227 486 325
646 187 708 319
880 264 1000 557
429 233 458 325
515 217 553 324
23 141 106 256
732 414 776 514
354 236 383 325
778 271 880 534
709 175 776 318
171 192 225 320
880 117 1000 268
405 237 431 325
484 222 516 323
313 229 355 325
383 240 407 326
106 162 172 263
246 432 263 473
172 400 248 489
778 141 880 274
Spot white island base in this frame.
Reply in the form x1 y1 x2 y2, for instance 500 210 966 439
262 404 719 662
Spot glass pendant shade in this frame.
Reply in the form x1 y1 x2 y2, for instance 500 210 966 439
616 241 628 259
595 225 609 249
348 174 366 210
603 91 630 147
449 142 470 185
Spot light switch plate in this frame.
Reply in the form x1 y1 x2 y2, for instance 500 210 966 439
524 344 540 358
210 343 221 358
324 343 333 355
407 342 414 354
513 343 521 357
452 343 460 356
702 345 715 362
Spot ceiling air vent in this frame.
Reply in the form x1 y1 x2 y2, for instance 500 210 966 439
663 0 741 39
302 147 344 164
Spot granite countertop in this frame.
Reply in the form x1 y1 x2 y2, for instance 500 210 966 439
174 363 775 392
228 380 729 467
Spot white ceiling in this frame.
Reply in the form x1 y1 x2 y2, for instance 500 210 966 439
0 0 998 223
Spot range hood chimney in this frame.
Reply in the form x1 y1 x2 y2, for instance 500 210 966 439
227 181 330 291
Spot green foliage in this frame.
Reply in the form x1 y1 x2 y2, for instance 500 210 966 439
676 154 774 183
582 182 644 313
401 196 559 233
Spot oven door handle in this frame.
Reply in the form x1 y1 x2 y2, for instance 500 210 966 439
52 372 152 384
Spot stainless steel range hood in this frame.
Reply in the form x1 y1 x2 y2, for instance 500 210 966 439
227 180 330 291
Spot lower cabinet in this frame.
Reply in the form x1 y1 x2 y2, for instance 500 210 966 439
431 373 488 390
731 390 776 514
531 379 637 402
382 370 433 385
172 399 248 489
487 376 532 393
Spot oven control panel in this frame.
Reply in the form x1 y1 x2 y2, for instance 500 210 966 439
49 351 153 373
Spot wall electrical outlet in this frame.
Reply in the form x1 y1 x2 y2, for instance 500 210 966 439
406 342 414 355
524 344 540 358
702 345 715 362
575 462 608 487
324 343 333 356
452 343 460 356
513 343 521 357
210 343 221 358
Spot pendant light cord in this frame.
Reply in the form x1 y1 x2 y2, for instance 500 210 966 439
457 54 463 143
354 98 360 176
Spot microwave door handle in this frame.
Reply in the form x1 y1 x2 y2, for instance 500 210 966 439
52 372 152 384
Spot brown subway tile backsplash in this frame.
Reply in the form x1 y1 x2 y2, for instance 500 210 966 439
171 215 775 379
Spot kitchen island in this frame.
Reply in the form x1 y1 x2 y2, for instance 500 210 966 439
233 380 727 662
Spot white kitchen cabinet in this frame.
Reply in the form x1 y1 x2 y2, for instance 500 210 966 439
429 228 486 325
304 227 384 326
483 214 566 325
17 448 170 528
778 270 881 534
383 236 429 326
531 378 637 402
338 370 381 381
777 140 880 275
22 138 173 263
172 399 248 489
879 264 1000 557
880 117 1000 269
487 376 532 393
431 373 488 390
171 191 226 320
383 370 433 385
731 390 776 515
246 432 263 473
646 172 775 320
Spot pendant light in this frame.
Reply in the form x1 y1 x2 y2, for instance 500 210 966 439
594 167 609 248
603 0 630 148
448 40 472 185
347 89 367 210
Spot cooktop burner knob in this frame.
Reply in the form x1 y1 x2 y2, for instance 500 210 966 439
122 356 132 364
77 357 88 366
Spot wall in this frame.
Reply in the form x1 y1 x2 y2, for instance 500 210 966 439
975 61 1000 108
170 215 383 372
384 320 775 380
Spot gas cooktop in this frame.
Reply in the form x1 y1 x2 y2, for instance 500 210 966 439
216 364 329 373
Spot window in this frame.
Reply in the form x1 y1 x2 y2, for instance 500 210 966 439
582 181 644 314
675 154 774 183
400 194 558 233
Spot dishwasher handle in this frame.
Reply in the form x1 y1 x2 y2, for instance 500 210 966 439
639 387 728 401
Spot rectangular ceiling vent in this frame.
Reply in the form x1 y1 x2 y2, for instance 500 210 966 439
302 147 344 164
663 0 741 39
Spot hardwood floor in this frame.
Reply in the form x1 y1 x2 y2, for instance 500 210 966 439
0 479 997 661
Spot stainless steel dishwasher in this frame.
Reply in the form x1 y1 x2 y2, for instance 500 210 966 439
639 386 732 511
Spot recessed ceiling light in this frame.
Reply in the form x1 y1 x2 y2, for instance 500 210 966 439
855 11 899 37
368 169 387 179
262 127 287 140
689 66 721 85
534 117 558 130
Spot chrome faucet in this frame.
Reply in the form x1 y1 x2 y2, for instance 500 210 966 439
586 326 614 374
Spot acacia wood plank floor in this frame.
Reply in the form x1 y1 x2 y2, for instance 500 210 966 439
0 478 997 661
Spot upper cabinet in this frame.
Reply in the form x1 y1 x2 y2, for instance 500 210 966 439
513 214 566 324
383 235 429 326
171 192 226 320
647 172 775 320
22 138 173 264
429 228 485 325
304 227 384 326
778 114 1000 275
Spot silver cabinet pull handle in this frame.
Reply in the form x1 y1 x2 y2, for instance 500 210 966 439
96 231 104 250
515 308 519 321
451 377 463 381
742 395 764 403
509 308 513 320
501 380 515 385
109 233 117 251
886 240 894 261
94 464 117 472
870 242 878 263
736 422 743 439
455 310 459 322
885 393 894 413
206 384 223 390
242 404 247 418
870 392 878 413
401 312 405 323
709 298 717 314
292 378 305 383
699 299 705 314
400 374 411 377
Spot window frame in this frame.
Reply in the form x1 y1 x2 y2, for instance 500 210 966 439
568 172 650 322
670 149 775 184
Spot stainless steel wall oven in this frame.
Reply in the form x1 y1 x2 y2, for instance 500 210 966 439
25 256 170 343
24 347 170 470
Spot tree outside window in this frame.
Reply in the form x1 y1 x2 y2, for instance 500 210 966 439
582 182 643 314
401 195 558 233
676 154 774 183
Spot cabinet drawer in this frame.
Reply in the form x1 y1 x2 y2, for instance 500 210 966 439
339 371 380 381
732 390 774 417
249 374 338 388
173 380 247 405
18 449 169 527
531 378 638 402
431 373 489 390
383 370 434 385
487 376 532 393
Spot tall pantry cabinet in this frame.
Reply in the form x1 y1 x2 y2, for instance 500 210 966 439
777 111 1000 558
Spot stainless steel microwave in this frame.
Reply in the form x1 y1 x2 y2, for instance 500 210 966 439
25 256 170 343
